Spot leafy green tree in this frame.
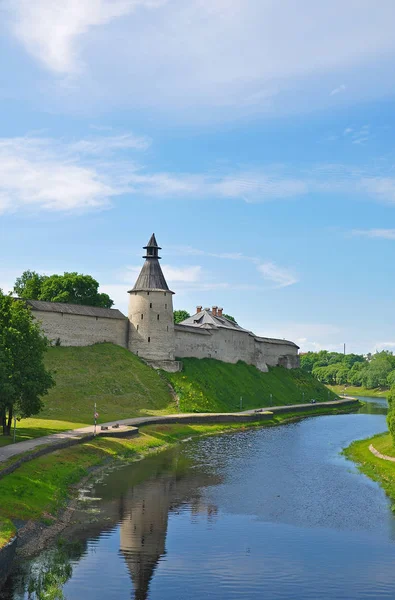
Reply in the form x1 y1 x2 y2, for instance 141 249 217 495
0 291 54 436
223 313 236 323
387 370 395 388
14 270 48 299
387 386 395 445
174 310 190 324
39 273 113 308
14 271 114 308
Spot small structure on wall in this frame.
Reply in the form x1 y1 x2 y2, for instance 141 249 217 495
28 234 299 372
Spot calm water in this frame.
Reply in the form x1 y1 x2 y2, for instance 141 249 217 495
3 397 395 600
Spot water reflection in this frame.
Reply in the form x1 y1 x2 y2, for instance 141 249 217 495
71 452 220 600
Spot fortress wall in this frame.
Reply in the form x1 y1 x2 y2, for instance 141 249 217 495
255 338 300 368
175 326 299 371
31 310 128 348
175 326 256 365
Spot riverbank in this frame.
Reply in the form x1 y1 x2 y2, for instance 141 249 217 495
0 402 358 559
329 384 388 398
344 432 395 505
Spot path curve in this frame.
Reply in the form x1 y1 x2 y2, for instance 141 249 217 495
369 444 395 463
0 398 359 472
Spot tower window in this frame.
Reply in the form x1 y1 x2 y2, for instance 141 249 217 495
165 303 167 309
147 292 150 296
157 314 160 321
141 314 144 320
150 302 152 308
167 326 169 332
164 292 167 296
148 337 151 343
137 324 139 331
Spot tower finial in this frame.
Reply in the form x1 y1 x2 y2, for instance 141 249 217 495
143 233 161 259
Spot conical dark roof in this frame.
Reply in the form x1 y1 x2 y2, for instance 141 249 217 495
131 260 171 292
129 235 174 293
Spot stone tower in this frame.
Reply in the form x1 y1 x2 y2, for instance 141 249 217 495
128 234 176 368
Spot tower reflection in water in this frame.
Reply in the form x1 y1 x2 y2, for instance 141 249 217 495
96 451 220 600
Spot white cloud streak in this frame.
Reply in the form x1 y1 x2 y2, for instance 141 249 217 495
330 84 346 96
3 134 395 214
257 262 298 288
351 229 395 240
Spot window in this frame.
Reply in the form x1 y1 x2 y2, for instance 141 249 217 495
141 314 144 320
164 292 167 296
136 324 139 331
165 303 167 309
95 317 98 321
148 337 151 343
167 326 169 332
157 314 160 321
150 302 152 308
147 292 150 295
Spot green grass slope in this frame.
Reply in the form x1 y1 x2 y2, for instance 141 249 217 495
38 343 176 424
163 358 337 412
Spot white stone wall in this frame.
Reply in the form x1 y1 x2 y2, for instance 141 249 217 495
128 290 175 361
175 325 298 371
32 310 128 347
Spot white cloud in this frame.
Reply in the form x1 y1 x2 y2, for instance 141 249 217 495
0 134 145 214
69 133 151 154
162 265 202 283
351 229 395 240
257 262 298 288
3 134 395 215
330 84 346 96
4 1 395 117
6 0 167 74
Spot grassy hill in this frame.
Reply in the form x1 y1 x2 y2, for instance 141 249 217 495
163 357 337 412
38 343 176 424
2 345 337 446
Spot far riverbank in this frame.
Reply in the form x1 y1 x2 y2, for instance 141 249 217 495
328 384 388 399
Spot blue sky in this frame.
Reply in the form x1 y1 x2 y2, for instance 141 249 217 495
1 0 395 354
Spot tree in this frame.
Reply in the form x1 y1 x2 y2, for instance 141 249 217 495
387 386 395 445
223 313 236 323
0 291 54 436
14 270 48 300
13 271 114 308
174 310 190 324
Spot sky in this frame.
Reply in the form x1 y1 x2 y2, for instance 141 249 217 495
1 0 395 354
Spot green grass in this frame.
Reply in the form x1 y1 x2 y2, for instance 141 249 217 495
164 358 337 412
328 384 388 398
0 517 16 547
0 343 177 446
344 432 395 505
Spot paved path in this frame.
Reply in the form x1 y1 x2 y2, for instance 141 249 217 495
369 444 395 463
0 398 358 465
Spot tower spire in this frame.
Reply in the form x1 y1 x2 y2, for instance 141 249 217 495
143 234 161 259
130 234 172 293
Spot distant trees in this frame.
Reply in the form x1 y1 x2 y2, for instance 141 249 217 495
14 271 114 308
174 310 190 324
301 350 395 390
0 291 54 436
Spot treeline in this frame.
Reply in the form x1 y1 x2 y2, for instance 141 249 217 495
301 350 395 389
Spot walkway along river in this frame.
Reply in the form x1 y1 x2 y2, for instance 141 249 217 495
1 397 394 600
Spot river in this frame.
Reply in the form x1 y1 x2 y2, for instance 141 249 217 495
2 397 394 600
